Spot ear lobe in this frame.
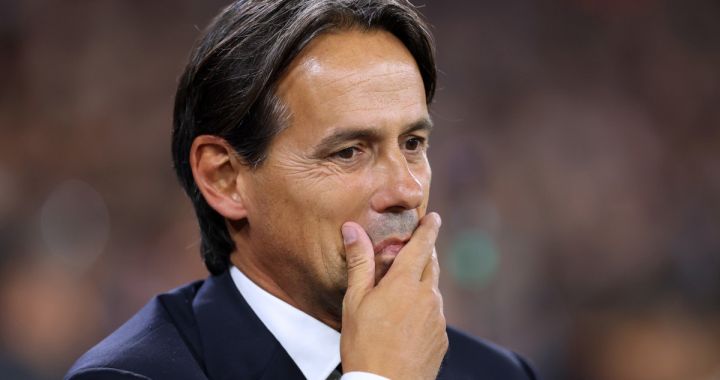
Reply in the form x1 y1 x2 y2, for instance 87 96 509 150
190 135 248 221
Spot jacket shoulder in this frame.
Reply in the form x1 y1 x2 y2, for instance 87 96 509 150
65 281 207 380
441 326 539 380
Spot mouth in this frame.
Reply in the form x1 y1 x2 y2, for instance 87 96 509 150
373 237 410 257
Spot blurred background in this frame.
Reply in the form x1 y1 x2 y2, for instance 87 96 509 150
1 0 719 379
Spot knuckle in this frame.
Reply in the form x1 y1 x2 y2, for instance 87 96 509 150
437 292 444 306
438 312 447 327
347 258 373 277
420 287 443 309
440 333 449 350
430 285 442 298
345 252 365 269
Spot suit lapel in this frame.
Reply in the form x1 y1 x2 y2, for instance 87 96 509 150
192 271 305 380
259 343 308 380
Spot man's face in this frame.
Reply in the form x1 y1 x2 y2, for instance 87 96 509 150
237 29 431 318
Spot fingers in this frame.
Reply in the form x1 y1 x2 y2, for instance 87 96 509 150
389 212 441 281
421 247 440 287
342 222 375 309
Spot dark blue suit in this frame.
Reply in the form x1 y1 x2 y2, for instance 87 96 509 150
66 271 538 379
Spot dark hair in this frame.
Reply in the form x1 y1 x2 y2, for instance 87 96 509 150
172 0 437 275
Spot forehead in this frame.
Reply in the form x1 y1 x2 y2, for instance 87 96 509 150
275 29 428 143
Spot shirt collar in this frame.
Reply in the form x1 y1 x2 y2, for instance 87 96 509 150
230 266 341 380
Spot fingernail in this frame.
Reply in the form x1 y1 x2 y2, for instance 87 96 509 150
342 224 357 245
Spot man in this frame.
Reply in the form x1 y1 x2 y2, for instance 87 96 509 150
67 1 538 379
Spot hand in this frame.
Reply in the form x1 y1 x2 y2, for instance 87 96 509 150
340 213 447 380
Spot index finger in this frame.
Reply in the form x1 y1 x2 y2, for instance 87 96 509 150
421 247 440 288
385 212 441 282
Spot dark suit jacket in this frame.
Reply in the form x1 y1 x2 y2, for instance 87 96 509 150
66 271 538 379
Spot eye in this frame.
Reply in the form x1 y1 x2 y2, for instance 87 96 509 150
403 137 426 152
332 146 361 161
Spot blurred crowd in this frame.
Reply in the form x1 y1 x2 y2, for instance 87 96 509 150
1 1 719 379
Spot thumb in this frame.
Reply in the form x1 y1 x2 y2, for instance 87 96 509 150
342 222 375 309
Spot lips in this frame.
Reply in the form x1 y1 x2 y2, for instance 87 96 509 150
373 237 410 256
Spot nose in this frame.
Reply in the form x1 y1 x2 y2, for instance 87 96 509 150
370 150 426 213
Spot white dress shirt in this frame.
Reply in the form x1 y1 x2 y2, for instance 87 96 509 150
230 266 388 380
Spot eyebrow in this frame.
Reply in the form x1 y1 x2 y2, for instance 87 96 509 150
310 117 434 158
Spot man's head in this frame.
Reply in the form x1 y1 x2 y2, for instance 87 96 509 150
172 0 436 321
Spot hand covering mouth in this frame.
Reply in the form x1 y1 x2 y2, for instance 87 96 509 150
363 210 418 256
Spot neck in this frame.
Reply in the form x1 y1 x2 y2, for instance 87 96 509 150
229 247 343 331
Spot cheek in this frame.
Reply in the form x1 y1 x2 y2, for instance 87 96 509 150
415 161 432 213
421 163 432 188
259 174 364 249
415 159 432 189
293 172 374 219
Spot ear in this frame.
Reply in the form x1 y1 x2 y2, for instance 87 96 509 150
190 135 248 220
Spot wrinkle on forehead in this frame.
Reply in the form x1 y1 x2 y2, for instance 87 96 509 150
306 60 418 87
279 33 426 132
